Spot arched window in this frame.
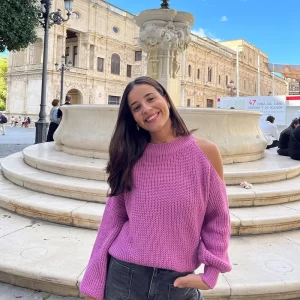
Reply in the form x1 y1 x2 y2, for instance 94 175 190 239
188 65 191 77
197 69 200 80
111 53 120 75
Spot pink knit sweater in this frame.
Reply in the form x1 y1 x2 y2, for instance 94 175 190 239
80 135 231 299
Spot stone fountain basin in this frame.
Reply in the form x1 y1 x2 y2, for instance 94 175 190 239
54 105 267 164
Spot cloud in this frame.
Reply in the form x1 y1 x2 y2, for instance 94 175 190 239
192 28 222 42
220 16 228 22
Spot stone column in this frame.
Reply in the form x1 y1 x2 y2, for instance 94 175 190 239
135 9 194 106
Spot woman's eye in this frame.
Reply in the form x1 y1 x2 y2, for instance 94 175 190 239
148 98 154 102
133 106 140 112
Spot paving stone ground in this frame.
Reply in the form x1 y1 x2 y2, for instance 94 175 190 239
0 126 35 158
0 282 80 300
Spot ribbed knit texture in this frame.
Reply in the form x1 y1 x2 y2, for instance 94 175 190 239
80 135 231 299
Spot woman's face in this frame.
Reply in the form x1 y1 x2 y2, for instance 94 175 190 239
127 84 171 134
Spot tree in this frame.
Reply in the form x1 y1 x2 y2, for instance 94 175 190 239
0 57 8 105
0 57 7 110
0 0 40 52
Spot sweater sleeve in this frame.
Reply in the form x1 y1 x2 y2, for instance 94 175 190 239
198 165 232 289
80 195 128 299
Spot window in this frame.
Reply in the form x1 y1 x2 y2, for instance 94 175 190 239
226 75 228 86
197 69 200 80
207 99 214 107
97 57 104 72
73 46 78 67
65 47 70 64
111 53 120 75
188 65 191 77
127 64 132 77
219 75 221 85
208 67 212 82
113 27 119 33
72 12 79 19
187 99 191 107
108 96 120 105
135 51 142 61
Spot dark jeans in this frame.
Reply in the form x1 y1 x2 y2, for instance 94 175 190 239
46 122 59 142
266 140 279 149
105 257 203 300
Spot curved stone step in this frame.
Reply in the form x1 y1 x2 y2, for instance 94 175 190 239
1 152 108 203
1 173 300 235
1 208 300 299
23 143 108 181
23 143 300 185
3 151 300 209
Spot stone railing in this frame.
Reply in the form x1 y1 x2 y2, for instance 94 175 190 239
54 105 267 164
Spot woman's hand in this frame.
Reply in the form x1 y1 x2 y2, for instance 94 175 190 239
173 274 211 290
86 297 96 300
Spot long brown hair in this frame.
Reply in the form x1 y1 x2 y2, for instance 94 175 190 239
107 76 190 196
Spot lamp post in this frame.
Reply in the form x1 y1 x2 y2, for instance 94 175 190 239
55 56 72 105
35 0 73 144
227 80 237 97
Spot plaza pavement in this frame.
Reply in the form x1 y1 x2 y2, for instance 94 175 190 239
0 126 81 299
0 126 35 158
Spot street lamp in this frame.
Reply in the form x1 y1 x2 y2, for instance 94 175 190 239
227 80 237 97
35 0 73 144
55 56 72 105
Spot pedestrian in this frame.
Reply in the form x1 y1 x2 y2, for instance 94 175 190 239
260 115 280 149
0 111 8 135
21 117 27 127
10 116 15 126
57 94 72 122
80 76 232 300
47 99 60 142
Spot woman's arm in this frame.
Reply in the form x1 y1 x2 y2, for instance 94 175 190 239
80 195 128 300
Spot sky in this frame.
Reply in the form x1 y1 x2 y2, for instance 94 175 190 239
108 0 300 64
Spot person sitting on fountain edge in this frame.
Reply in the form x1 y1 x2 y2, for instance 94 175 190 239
277 118 299 156
260 115 280 149
80 76 232 300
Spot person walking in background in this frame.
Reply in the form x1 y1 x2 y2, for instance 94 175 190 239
10 116 15 126
57 94 72 122
289 124 300 161
260 115 280 149
47 99 60 142
277 118 299 156
0 111 7 135
80 76 231 300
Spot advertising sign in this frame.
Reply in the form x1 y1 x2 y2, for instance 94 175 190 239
218 96 286 125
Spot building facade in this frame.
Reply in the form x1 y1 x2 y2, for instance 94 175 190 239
6 0 287 120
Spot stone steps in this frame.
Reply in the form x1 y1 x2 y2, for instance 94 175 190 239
1 152 108 203
0 282 81 300
1 208 300 300
1 171 300 235
23 143 300 185
3 150 300 209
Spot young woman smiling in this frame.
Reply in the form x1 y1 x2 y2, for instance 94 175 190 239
80 76 231 300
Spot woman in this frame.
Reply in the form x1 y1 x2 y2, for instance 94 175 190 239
277 118 299 156
80 77 231 300
46 99 60 142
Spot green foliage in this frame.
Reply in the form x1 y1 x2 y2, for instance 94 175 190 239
0 57 7 104
0 0 40 52
0 101 5 111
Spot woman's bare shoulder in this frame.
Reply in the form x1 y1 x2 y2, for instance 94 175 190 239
193 136 224 180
